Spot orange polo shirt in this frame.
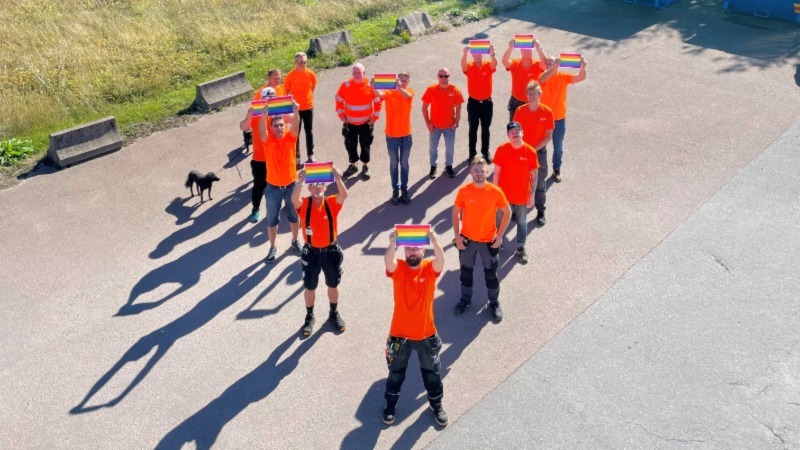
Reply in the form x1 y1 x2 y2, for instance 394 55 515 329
382 89 413 138
264 130 298 186
454 182 509 242
387 259 440 340
284 69 317 110
493 141 539 205
421 84 464 129
513 102 554 149
507 59 544 102
540 72 574 121
297 196 342 248
464 62 495 101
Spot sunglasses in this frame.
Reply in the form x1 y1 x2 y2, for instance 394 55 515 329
438 74 450 78
297 60 307 65
309 183 325 188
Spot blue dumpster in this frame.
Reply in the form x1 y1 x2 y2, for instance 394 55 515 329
724 0 800 23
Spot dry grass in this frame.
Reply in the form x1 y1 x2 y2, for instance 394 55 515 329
0 0 404 141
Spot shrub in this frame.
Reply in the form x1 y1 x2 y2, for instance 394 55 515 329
0 138 36 166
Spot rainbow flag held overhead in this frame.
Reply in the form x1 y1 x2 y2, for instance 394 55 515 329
267 95 294 116
304 161 335 185
559 53 582 73
251 100 268 117
395 224 431 248
514 34 535 49
469 39 491 54
795 3 800 14
373 73 397 90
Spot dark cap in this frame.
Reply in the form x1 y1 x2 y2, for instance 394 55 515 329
506 121 522 132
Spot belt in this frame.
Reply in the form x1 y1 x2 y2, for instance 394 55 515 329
469 97 492 103
268 181 295 189
305 242 339 252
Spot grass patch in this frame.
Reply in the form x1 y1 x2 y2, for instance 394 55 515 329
0 0 495 171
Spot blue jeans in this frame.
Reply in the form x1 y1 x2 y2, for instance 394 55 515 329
552 119 566 170
265 182 299 227
429 127 455 167
498 203 529 245
386 135 412 191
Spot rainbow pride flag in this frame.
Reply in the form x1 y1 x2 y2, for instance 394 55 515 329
514 34 534 49
470 39 491 54
267 95 293 116
395 224 431 248
559 53 582 73
251 100 268 117
795 3 800 14
373 73 397 90
304 161 335 184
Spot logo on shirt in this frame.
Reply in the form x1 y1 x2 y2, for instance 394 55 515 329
419 278 425 283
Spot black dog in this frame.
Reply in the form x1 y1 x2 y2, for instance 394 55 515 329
185 170 220 202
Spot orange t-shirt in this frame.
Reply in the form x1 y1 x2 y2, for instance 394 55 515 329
264 130 298 186
249 116 266 162
387 259 440 340
540 72 574 121
297 196 342 248
284 69 317 110
464 62 495 101
382 89 413 138
421 84 464 129
492 141 540 205
253 84 286 101
513 102 554 149
507 59 544 102
454 182 509 242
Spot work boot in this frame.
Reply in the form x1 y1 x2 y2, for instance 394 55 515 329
482 152 492 164
302 314 315 336
553 168 562 182
343 164 359 178
391 190 400 205
400 190 411 205
383 401 397 425
429 166 437 180
445 165 455 178
430 402 449 426
454 299 471 316
361 165 371 180
535 211 547 226
516 246 529 264
489 302 503 323
329 310 346 332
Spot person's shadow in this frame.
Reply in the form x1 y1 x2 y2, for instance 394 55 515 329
154 330 325 450
71 259 280 414
236 259 304 320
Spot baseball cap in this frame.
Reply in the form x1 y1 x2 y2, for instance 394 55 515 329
506 121 522 132
261 87 277 98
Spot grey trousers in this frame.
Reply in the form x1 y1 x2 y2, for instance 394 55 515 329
459 238 500 304
536 147 548 213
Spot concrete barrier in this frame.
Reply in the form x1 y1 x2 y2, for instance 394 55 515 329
47 116 123 168
487 0 525 11
394 11 433 36
193 71 253 112
308 30 354 55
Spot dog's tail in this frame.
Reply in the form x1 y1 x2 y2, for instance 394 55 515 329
184 174 194 188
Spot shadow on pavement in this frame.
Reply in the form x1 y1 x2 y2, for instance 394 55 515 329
236 259 304 320
71 260 277 414
155 330 324 450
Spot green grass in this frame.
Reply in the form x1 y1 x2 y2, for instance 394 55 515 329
0 0 495 168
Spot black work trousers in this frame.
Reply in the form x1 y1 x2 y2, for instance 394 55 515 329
384 334 444 406
296 108 315 159
343 122 374 164
467 97 493 161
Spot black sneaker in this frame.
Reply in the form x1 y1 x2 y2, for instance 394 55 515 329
429 166 437 179
291 239 303 255
329 310 346 332
361 165 371 180
482 153 492 164
400 190 411 205
302 314 315 336
383 402 397 425
489 302 504 323
391 190 400 205
265 246 277 263
467 154 476 164
516 246 529 264
307 155 316 163
430 403 449 426
553 168 562 182
343 164 359 178
535 211 547 226
445 165 455 178
454 299 471 316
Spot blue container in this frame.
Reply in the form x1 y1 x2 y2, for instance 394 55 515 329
724 0 800 23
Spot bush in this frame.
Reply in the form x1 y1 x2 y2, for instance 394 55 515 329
0 138 36 166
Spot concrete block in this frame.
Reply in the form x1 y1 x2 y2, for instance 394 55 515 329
487 0 526 11
308 30 354 55
47 116 123 168
193 71 253 112
394 11 433 36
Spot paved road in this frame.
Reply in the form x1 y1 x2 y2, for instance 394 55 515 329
1 1 798 448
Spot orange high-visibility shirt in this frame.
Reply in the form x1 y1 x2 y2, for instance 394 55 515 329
335 78 382 125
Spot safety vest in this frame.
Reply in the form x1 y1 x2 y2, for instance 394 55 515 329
335 78 382 125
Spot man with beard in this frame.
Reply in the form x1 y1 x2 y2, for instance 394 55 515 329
383 229 447 426
291 167 349 336
452 157 511 323
336 62 382 180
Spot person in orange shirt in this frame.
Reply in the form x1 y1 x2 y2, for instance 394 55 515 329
501 37 548 122
336 63 383 180
284 52 317 164
452 157 511 323
461 44 497 163
421 68 464 179
258 101 303 263
513 81 555 226
539 55 587 182
253 68 286 100
378 71 414 205
291 167 349 336
383 229 447 426
239 86 279 223
492 122 539 264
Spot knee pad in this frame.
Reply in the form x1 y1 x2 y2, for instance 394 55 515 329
460 267 473 287
484 268 499 290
